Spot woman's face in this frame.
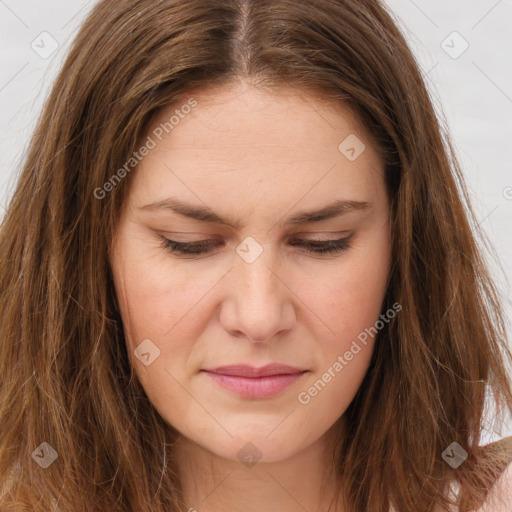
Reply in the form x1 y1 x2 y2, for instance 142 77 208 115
110 82 392 463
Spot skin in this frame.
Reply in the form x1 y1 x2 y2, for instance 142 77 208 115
110 80 392 512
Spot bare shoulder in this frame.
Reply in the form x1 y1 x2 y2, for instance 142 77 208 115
476 460 512 512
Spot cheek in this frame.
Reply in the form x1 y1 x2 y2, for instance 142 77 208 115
296 244 390 412
110 223 392 445
308 234 391 353
114 223 391 346
111 233 211 340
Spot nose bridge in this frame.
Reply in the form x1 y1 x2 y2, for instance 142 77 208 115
237 243 280 307
226 242 292 341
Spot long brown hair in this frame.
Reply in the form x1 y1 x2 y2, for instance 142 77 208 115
1 1 511 511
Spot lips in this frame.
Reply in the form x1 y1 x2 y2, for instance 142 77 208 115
202 364 305 378
201 364 308 399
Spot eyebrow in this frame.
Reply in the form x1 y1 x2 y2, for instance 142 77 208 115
139 197 371 229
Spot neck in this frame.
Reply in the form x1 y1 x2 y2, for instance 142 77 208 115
174 420 345 512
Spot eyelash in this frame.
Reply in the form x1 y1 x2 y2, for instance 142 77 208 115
160 235 354 256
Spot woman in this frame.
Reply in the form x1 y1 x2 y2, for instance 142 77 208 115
0 1 511 511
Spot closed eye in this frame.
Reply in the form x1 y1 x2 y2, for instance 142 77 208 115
159 235 354 257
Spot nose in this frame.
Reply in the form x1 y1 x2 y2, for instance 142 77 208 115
220 249 296 343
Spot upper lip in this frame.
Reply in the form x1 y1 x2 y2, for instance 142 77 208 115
202 364 306 378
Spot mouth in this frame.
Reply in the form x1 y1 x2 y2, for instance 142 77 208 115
201 364 308 399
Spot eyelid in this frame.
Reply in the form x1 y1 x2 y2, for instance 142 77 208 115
157 232 355 249
291 231 352 240
159 232 219 241
159 232 355 258
160 231 352 241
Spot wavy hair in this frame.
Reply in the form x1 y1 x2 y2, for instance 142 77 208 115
1 0 511 511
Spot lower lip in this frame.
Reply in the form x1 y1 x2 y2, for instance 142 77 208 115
202 371 307 399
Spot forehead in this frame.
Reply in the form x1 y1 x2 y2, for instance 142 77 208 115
150 82 376 155
127 82 386 219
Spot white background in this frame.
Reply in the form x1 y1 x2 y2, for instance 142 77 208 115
0 0 511 441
